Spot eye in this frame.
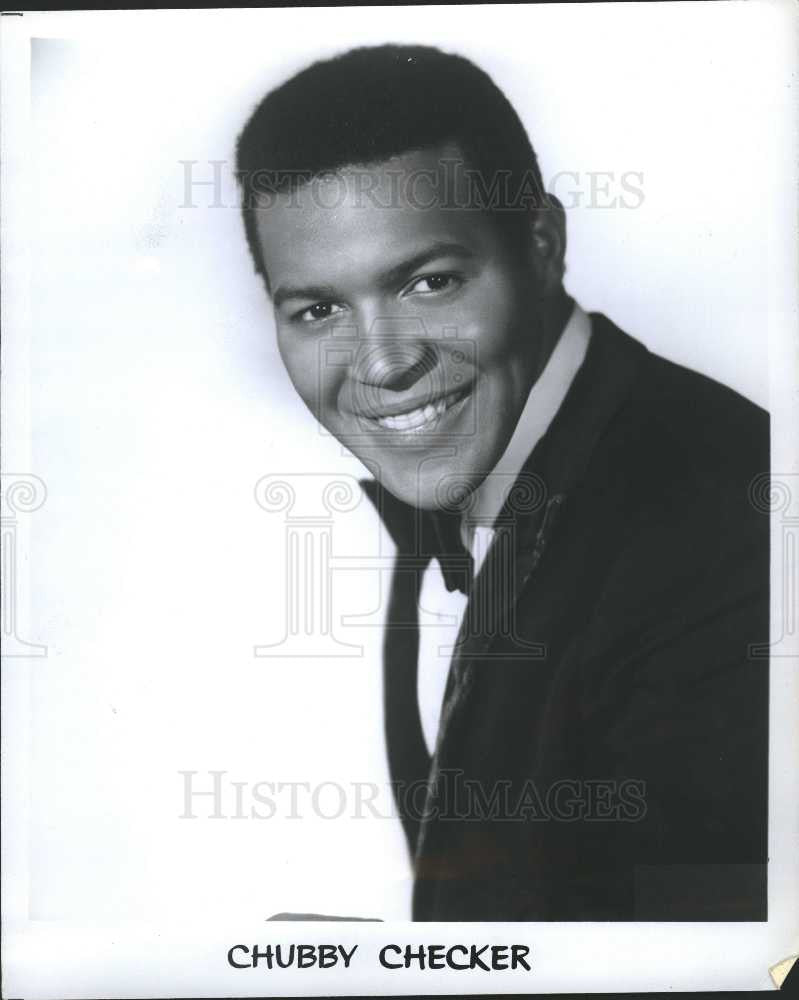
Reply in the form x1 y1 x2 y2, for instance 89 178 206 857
406 273 460 295
297 301 344 323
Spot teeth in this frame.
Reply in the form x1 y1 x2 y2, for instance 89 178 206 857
375 392 461 433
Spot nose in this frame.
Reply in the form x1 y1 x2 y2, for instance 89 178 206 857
351 316 438 393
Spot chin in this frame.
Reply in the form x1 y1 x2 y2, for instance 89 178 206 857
377 457 486 512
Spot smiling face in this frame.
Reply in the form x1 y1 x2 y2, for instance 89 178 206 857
254 146 560 509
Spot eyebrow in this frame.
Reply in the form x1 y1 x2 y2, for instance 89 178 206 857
272 241 475 310
378 241 475 290
273 282 337 310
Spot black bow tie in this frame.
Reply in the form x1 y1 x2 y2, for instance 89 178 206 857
428 506 474 595
360 479 474 595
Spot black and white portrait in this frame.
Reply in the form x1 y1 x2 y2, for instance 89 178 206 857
2 4 797 996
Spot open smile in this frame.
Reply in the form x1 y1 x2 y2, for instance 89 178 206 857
357 383 473 436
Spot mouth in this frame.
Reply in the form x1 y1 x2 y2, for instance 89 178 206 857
361 384 472 436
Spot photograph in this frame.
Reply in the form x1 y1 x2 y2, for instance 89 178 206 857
2 4 797 996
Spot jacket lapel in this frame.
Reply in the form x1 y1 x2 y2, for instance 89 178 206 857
415 315 649 862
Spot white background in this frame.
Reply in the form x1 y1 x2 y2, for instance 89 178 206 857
2 3 797 996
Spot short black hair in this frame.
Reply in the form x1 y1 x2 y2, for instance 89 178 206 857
235 44 546 283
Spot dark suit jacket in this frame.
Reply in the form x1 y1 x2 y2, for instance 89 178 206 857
363 313 769 921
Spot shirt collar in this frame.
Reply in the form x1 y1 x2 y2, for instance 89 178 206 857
462 301 592 547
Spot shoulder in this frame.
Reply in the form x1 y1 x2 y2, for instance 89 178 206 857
585 313 769 514
568 315 770 652
565 316 768 683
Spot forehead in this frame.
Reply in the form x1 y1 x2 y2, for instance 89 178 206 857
253 146 503 289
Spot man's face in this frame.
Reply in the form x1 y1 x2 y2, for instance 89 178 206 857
254 146 551 509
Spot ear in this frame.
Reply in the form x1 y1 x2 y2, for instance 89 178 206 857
530 193 567 294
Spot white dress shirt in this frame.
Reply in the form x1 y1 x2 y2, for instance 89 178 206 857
416 302 592 754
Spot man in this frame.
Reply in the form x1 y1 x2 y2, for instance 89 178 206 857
236 44 769 920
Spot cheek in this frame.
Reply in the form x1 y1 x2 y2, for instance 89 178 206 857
276 327 318 405
453 278 525 369
277 325 345 420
